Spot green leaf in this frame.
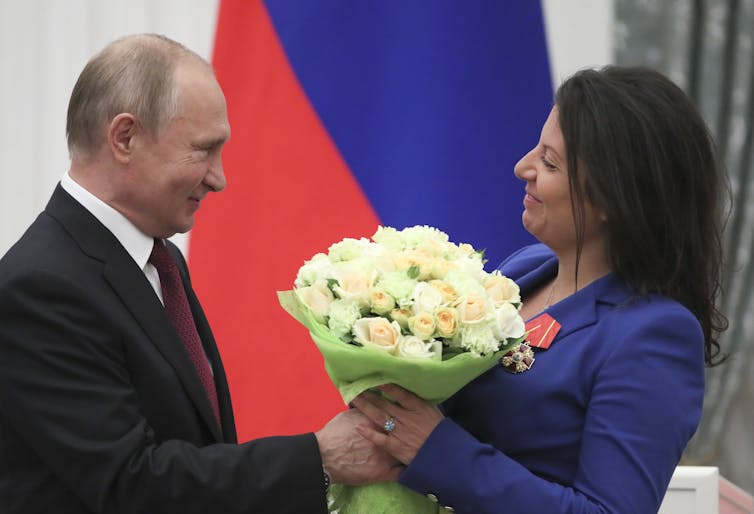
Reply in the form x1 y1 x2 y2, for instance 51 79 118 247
407 265 420 279
477 248 488 265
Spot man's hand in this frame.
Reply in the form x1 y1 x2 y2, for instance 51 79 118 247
351 384 444 466
315 409 404 485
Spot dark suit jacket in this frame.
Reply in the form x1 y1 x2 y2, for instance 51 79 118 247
0 185 327 513
400 244 705 514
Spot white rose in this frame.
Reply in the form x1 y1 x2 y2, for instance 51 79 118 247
328 237 370 262
352 317 401 353
372 226 405 252
492 303 526 340
295 280 334 323
376 271 417 306
444 270 485 297
412 282 445 313
399 225 449 248
294 253 335 288
454 254 485 277
397 335 440 359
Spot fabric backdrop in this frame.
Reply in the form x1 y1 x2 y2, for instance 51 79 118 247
188 0 554 439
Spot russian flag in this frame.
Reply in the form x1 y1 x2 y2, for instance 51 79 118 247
189 0 557 441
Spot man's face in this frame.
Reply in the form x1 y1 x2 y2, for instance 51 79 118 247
118 62 230 238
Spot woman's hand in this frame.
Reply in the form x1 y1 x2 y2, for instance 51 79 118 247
351 384 444 466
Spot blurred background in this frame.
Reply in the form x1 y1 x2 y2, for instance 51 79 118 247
0 0 752 496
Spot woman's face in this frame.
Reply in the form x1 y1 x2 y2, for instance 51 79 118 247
514 107 605 252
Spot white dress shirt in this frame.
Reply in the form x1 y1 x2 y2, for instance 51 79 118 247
60 171 164 304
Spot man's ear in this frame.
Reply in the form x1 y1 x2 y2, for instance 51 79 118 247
108 113 138 164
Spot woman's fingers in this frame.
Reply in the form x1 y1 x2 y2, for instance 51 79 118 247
352 385 445 466
356 421 415 466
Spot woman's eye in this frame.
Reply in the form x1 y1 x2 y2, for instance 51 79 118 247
541 157 557 170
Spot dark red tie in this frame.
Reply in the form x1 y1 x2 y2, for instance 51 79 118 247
149 238 220 425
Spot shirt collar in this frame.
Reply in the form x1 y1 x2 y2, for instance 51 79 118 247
60 171 154 270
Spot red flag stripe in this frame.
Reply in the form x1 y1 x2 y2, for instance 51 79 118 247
189 0 380 440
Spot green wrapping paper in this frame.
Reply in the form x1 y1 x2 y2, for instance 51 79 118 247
278 290 522 513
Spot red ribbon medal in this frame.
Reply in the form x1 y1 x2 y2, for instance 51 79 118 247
524 313 561 350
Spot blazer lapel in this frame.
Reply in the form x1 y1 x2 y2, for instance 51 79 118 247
45 185 223 442
545 273 630 343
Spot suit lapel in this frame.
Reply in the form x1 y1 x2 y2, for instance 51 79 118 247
46 185 224 442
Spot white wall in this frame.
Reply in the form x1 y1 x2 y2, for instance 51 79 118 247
0 0 611 258
0 0 219 256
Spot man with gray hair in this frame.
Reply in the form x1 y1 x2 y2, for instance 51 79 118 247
0 34 400 513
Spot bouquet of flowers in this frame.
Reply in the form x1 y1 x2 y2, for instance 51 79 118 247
277 225 526 513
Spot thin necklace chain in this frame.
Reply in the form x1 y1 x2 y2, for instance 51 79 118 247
542 279 557 311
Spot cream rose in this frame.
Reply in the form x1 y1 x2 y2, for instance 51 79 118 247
434 307 459 338
389 308 413 329
393 250 432 280
397 335 439 359
428 257 458 280
333 268 375 307
368 287 396 315
456 294 491 324
485 272 521 306
409 311 436 340
429 279 458 304
295 280 334 323
352 317 401 353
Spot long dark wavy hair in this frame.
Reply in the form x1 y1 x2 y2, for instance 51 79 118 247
555 66 728 365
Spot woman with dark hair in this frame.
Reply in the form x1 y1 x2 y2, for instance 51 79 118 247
352 66 728 513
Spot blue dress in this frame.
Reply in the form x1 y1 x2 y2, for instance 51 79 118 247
400 244 705 513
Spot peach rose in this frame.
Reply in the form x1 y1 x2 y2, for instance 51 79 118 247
352 317 401 353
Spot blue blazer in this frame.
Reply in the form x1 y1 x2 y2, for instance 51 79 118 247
400 244 705 513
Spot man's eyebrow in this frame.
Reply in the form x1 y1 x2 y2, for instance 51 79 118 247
194 137 228 150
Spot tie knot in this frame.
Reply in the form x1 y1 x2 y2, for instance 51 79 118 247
148 238 175 273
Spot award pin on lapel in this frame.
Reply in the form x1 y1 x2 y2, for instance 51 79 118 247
500 342 535 373
501 313 561 373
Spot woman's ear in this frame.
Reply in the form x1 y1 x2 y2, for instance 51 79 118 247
108 113 138 164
